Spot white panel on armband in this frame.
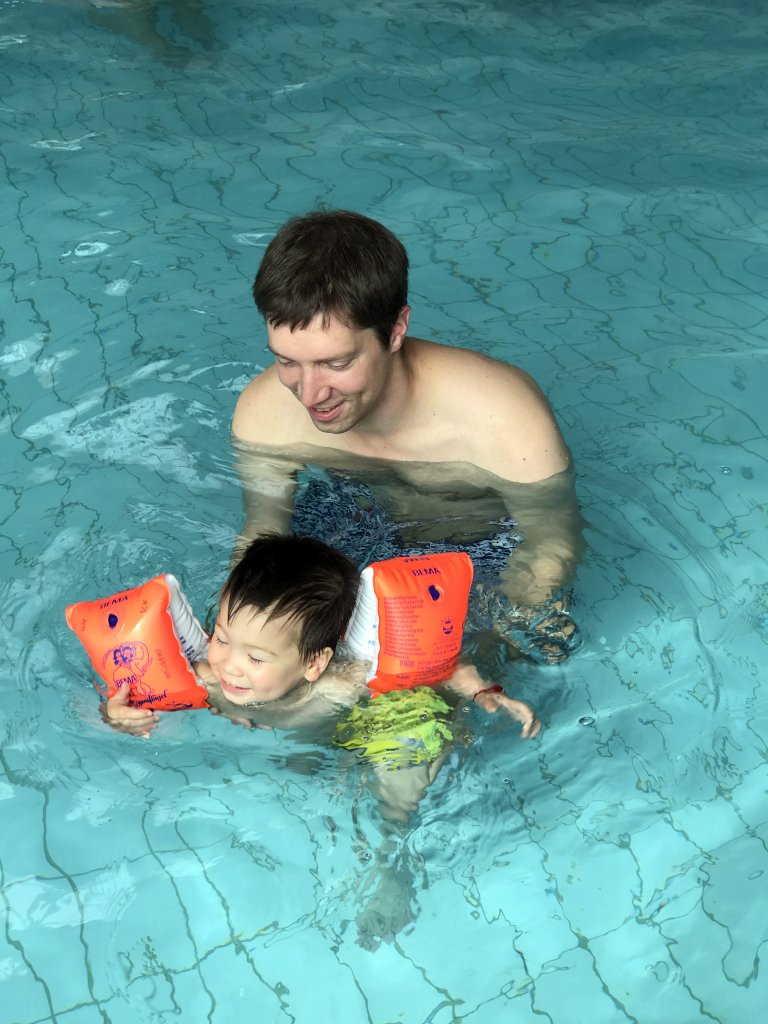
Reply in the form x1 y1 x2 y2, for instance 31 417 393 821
164 574 209 664
340 567 380 679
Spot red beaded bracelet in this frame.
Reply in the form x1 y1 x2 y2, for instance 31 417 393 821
472 684 504 701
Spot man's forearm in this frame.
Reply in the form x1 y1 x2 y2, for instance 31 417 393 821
232 442 300 557
498 467 586 607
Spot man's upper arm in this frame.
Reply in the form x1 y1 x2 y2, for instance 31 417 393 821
475 364 571 483
232 370 274 445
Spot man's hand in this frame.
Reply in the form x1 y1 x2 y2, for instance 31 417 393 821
101 683 159 737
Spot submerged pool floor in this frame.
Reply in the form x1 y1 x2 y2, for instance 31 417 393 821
1 1 767 1022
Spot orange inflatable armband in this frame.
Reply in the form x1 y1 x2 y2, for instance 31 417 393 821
65 575 210 711
343 552 473 696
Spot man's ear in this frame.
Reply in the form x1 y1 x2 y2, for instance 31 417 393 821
304 646 334 681
388 305 411 352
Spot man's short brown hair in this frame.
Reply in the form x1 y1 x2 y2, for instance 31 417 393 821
252 210 409 347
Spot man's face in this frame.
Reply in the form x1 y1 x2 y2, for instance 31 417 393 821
267 314 404 435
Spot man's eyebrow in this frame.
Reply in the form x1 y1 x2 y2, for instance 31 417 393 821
267 343 297 359
267 345 357 363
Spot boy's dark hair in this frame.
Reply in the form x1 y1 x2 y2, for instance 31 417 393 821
221 534 360 661
252 210 409 347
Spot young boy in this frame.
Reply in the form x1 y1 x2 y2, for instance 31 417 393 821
105 534 541 746
105 534 540 947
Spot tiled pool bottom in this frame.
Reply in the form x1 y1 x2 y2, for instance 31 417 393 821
2 0 768 1020
5 696 766 1024
4 468 765 1024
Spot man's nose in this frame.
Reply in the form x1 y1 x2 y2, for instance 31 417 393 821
296 368 331 407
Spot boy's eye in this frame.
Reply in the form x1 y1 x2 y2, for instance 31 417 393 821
213 632 227 646
247 655 263 665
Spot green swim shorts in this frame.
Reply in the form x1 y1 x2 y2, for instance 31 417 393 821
333 686 455 769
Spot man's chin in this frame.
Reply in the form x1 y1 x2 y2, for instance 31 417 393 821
308 407 353 433
311 419 352 434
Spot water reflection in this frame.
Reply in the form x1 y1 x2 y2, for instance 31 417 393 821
85 0 219 64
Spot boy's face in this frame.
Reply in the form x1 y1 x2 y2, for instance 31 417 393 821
207 598 331 706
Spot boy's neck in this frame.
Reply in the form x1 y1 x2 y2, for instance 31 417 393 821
242 677 314 709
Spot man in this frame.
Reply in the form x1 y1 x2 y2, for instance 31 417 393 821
232 210 583 619
234 210 569 479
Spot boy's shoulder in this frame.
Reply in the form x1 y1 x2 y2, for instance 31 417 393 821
199 658 369 730
313 657 369 706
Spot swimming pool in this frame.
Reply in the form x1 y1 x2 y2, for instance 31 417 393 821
2 0 766 1020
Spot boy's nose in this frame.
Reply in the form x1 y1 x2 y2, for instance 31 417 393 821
222 650 244 677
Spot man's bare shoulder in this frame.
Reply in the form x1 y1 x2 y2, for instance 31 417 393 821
414 337 536 390
411 339 571 481
232 366 306 445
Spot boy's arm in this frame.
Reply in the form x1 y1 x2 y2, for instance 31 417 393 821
192 659 215 686
439 662 541 738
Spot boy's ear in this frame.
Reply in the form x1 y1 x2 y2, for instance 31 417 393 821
304 646 334 681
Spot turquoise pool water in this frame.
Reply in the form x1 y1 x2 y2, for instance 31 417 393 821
2 1 766 1021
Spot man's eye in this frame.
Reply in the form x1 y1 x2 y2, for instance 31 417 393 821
328 361 351 370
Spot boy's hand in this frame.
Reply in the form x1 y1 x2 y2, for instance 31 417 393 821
208 706 253 729
101 682 159 737
472 687 541 738
208 706 273 730
444 663 541 738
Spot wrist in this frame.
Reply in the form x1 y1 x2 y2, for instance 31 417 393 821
472 684 503 702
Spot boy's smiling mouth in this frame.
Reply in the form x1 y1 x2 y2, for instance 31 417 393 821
219 678 252 697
